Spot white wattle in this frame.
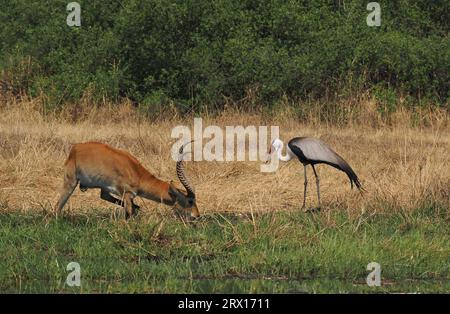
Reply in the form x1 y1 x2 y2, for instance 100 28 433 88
277 142 294 162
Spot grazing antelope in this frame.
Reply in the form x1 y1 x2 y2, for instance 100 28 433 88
267 137 363 210
55 141 199 219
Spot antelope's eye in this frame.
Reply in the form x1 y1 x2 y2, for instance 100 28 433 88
188 199 194 205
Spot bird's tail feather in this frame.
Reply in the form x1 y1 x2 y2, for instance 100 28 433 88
349 173 365 192
334 158 365 192
346 167 365 193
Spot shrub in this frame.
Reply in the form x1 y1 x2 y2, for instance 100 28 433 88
0 0 448 109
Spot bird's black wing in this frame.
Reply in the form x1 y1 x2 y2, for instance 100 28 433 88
289 137 363 190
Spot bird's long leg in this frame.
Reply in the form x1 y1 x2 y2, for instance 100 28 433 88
311 164 320 208
302 165 308 210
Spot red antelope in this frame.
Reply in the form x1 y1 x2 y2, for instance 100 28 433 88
55 141 199 219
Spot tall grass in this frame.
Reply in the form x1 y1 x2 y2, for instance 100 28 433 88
0 96 448 217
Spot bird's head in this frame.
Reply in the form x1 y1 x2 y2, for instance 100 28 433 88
265 138 283 163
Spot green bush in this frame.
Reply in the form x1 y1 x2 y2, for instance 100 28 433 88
0 0 448 109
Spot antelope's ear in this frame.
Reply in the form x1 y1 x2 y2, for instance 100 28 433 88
168 183 183 200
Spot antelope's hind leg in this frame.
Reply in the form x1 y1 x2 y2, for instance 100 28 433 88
55 158 78 217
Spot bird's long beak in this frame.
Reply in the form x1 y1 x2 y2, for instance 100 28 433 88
264 146 272 164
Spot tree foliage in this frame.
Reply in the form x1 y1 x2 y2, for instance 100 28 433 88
0 0 448 108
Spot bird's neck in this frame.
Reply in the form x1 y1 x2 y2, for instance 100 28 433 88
277 142 295 162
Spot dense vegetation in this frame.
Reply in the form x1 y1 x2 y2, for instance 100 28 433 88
0 0 448 110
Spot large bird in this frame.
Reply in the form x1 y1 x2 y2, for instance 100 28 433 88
267 137 363 210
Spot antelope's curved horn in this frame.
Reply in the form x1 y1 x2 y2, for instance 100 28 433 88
176 140 195 197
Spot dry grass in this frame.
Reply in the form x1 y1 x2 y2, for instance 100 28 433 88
0 97 448 217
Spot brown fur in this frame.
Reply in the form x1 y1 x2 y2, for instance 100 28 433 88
55 142 199 219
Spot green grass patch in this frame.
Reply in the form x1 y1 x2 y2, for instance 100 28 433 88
0 207 448 293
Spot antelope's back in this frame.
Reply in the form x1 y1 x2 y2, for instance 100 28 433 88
69 142 144 184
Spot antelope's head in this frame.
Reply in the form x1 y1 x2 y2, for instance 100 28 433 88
169 141 200 219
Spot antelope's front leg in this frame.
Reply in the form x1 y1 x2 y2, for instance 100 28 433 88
123 192 137 219
100 189 140 212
